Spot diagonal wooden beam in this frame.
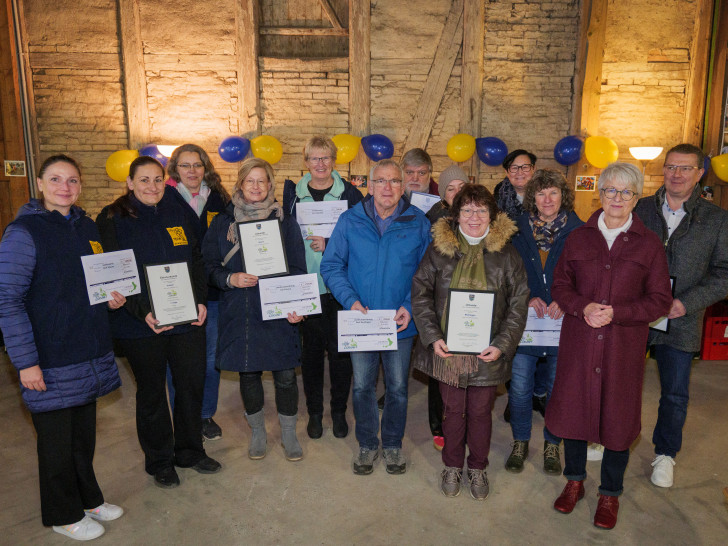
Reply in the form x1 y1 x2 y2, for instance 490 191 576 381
118 0 150 149
238 0 260 136
402 0 463 153
318 0 343 29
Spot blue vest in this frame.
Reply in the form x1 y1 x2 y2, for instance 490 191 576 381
13 210 112 369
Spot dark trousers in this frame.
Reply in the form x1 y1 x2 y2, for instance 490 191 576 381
119 328 206 475
439 382 497 470
31 402 104 526
563 438 630 496
239 368 298 416
428 376 443 436
300 294 352 415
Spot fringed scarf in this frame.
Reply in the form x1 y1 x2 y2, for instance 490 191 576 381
529 210 568 253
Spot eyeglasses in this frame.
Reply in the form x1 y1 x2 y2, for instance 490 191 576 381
372 178 403 186
307 156 333 164
507 164 534 174
600 187 637 201
178 163 204 170
243 179 268 187
664 165 699 174
460 208 490 218
404 169 430 177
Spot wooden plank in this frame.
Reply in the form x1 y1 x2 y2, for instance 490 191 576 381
259 56 348 73
260 27 348 36
238 0 260 136
705 0 728 157
318 0 343 29
118 0 149 149
682 0 714 145
402 0 463 153
29 52 119 70
349 0 370 177
460 0 484 178
144 54 236 72
14 0 38 184
371 59 434 75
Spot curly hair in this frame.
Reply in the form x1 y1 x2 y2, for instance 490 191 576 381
522 169 575 215
167 144 230 202
450 184 498 221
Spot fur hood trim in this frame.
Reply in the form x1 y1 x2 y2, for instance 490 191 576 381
431 213 517 258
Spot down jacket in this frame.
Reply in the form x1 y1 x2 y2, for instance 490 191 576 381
411 214 530 387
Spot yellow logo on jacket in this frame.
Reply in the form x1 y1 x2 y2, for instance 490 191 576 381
166 227 188 246
207 211 219 227
89 241 103 254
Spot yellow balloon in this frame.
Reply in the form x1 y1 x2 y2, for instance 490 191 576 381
711 154 728 182
584 136 619 169
106 150 140 182
251 135 283 164
447 134 476 162
332 134 361 164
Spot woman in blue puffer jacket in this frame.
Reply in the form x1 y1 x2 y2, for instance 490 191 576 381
0 155 124 541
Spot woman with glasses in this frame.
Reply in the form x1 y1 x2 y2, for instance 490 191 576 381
412 185 529 500
203 157 307 461
165 144 230 441
283 136 362 440
546 162 672 529
494 149 537 221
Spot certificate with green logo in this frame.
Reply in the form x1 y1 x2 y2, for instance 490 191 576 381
444 289 495 355
144 261 198 327
237 218 289 278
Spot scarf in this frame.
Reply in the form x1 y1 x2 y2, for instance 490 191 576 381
225 188 283 244
432 228 489 387
529 210 568 252
174 180 210 218
496 178 524 220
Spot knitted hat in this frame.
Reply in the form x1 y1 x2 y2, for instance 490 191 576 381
437 165 469 200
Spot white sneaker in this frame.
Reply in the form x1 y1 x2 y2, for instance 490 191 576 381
651 454 675 487
586 443 604 461
52 516 105 541
84 502 124 522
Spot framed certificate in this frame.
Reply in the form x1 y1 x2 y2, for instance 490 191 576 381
444 289 496 354
144 261 199 327
237 218 289 278
650 276 676 333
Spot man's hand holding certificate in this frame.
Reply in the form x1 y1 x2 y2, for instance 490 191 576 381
337 309 398 352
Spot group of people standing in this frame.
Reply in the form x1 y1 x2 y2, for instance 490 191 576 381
1 138 726 540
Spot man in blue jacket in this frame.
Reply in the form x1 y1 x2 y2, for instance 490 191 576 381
321 159 431 475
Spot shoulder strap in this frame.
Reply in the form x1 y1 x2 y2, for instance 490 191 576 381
222 243 239 267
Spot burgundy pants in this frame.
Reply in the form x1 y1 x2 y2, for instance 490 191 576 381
439 382 497 470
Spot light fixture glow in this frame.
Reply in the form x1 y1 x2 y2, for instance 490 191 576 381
157 145 179 157
629 147 663 161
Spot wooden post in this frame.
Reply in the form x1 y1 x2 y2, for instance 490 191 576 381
118 0 150 149
238 0 260 137
683 0 714 145
349 0 370 179
460 0 484 181
14 0 38 179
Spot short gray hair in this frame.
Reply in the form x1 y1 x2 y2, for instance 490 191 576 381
598 162 644 195
370 159 404 182
401 148 432 171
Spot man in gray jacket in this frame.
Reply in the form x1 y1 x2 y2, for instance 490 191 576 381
634 143 728 488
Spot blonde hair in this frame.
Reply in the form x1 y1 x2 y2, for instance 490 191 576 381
303 136 338 162
235 157 276 194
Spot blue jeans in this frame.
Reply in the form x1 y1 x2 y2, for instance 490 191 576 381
652 344 693 458
350 336 414 450
167 300 221 419
510 353 559 444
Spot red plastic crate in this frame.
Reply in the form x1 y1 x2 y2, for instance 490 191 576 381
705 318 728 339
702 338 728 360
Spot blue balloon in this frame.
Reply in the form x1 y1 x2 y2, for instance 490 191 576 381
553 135 583 166
475 137 508 166
361 134 394 161
701 155 710 180
139 144 168 167
218 136 251 163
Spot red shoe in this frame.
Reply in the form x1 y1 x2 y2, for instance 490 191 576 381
433 436 445 451
593 494 619 529
553 480 585 513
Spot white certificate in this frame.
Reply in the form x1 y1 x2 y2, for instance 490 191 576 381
337 309 398 352
258 273 322 321
444 289 495 354
409 191 441 214
81 249 141 305
297 201 347 240
519 308 563 347
144 262 199 327
650 277 676 333
237 219 289 278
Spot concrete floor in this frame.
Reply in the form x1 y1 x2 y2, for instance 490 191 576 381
1 351 727 545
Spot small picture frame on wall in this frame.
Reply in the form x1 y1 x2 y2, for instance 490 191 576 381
4 160 26 177
575 175 596 192
350 175 367 188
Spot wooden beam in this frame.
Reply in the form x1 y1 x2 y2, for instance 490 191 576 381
144 54 236 72
29 52 119 70
317 0 343 29
705 0 728 156
402 0 463 153
14 0 38 182
238 0 260 136
683 0 714 145
348 0 370 178
118 0 149 149
259 27 348 36
460 0 484 178
259 56 348 73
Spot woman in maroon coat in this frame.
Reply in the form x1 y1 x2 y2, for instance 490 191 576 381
546 162 672 530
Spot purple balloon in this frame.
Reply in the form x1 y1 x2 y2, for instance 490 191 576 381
553 135 583 166
218 136 251 163
361 134 394 161
139 144 168 167
475 137 508 166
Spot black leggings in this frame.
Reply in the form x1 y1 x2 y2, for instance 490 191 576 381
239 368 298 416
